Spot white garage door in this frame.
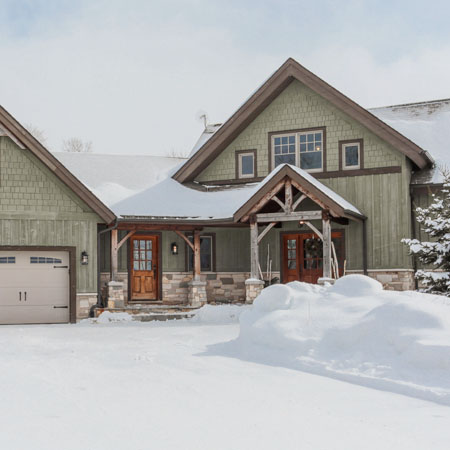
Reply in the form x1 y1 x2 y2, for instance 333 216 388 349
0 250 70 325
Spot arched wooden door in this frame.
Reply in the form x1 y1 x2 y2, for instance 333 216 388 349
282 231 344 284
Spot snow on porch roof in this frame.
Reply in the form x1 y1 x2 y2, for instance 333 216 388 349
233 164 365 222
112 164 363 222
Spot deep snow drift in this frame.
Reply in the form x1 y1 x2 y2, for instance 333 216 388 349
236 275 450 405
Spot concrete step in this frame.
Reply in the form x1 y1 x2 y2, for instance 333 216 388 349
93 304 199 321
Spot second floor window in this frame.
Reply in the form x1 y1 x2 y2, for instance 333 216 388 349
272 129 324 172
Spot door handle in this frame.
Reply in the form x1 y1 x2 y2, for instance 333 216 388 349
19 291 21 301
24 292 27 302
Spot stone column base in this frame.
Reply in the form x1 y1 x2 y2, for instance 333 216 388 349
245 279 265 304
188 280 207 307
107 281 125 308
317 277 335 286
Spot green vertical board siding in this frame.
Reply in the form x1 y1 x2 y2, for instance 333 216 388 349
0 137 103 292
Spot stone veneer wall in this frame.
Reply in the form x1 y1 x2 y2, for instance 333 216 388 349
100 271 281 304
346 269 415 291
77 293 97 319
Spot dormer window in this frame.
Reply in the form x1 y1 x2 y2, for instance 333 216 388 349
236 150 257 179
271 128 325 173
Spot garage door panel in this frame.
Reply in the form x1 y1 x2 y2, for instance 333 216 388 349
0 306 69 325
0 250 71 325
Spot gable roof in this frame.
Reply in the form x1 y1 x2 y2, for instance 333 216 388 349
0 105 116 224
233 164 365 223
174 58 433 183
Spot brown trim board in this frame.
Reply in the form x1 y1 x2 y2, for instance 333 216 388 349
173 58 432 183
0 245 77 324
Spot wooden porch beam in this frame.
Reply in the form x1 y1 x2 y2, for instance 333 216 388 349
117 223 203 231
285 179 293 212
111 229 118 282
241 179 286 222
117 230 135 251
272 195 286 211
257 222 277 244
193 230 201 281
174 230 195 251
256 210 322 223
292 194 307 211
322 215 332 279
250 217 259 279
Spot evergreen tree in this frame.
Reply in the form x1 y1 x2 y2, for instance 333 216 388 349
403 171 450 296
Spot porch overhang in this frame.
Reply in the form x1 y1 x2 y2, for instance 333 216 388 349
233 164 366 223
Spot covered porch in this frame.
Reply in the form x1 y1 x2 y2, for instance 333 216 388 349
232 165 366 302
101 164 365 308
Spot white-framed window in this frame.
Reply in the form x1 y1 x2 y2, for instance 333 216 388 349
342 142 360 170
237 151 256 178
272 129 324 172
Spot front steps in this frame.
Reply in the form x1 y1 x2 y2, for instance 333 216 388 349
93 304 199 322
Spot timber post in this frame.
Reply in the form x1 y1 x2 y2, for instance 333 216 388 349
108 228 125 308
188 229 207 307
250 216 259 279
318 210 334 285
246 215 265 303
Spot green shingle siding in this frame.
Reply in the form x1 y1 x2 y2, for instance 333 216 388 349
196 80 402 182
0 137 103 292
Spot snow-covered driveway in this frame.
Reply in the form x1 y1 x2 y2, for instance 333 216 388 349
0 320 449 450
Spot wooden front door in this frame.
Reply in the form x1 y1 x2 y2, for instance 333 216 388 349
282 231 344 284
130 235 159 301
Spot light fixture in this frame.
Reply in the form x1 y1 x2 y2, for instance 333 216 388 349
171 242 178 255
81 251 89 265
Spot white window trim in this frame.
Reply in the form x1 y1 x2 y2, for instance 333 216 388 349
342 142 361 170
271 133 298 170
298 130 323 173
238 152 255 179
271 130 324 173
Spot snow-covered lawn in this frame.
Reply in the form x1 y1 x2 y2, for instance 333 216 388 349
1 299 450 450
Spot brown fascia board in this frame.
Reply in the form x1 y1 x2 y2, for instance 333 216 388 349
0 105 116 224
233 165 365 223
174 58 432 183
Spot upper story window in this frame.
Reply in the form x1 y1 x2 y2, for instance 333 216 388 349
271 128 324 173
339 139 363 171
236 150 256 179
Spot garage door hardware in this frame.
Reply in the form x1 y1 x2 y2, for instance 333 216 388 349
53 265 68 269
53 306 68 309
19 292 27 301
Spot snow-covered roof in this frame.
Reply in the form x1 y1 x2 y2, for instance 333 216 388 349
114 164 363 221
53 152 186 207
188 99 450 186
233 164 364 222
188 123 222 157
369 99 450 184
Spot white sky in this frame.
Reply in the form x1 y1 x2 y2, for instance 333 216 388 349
1 0 450 156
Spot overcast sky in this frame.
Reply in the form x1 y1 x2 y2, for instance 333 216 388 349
1 0 450 156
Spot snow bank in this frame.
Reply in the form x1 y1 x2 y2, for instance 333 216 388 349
191 304 250 324
237 275 450 405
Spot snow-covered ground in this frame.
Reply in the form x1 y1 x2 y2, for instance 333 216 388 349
1 287 450 450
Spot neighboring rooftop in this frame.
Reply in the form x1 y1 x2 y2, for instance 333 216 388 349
53 152 186 207
369 98 450 184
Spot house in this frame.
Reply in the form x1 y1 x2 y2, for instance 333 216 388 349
0 57 448 324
